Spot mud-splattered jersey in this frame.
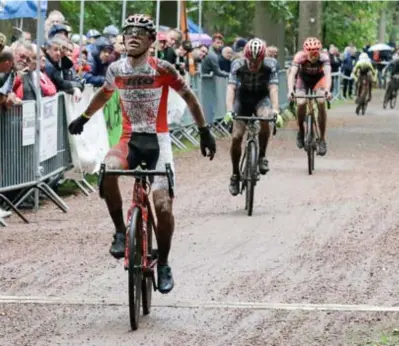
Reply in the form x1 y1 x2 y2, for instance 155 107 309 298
228 57 279 96
292 50 330 78
104 57 187 135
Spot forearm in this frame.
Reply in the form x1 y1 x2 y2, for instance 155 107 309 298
323 65 332 90
84 87 113 117
287 66 298 91
269 85 279 111
226 84 236 112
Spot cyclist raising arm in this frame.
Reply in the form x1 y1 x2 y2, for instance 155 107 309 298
288 37 332 156
68 14 216 294
225 38 279 196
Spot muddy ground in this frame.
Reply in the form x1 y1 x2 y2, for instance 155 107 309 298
1 91 399 346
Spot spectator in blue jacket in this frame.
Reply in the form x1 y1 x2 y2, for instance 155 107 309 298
83 36 114 87
342 46 357 98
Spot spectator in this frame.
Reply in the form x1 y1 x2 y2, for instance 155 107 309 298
175 40 193 76
157 31 176 64
103 25 119 44
86 29 102 53
0 47 20 107
48 24 69 39
45 10 65 39
201 32 229 77
13 42 56 100
191 44 208 72
113 34 125 60
219 46 233 73
329 45 342 93
342 46 356 99
166 29 182 49
76 48 91 77
19 31 32 42
44 36 83 102
266 45 280 71
83 36 114 87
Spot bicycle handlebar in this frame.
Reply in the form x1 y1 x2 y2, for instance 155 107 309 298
98 163 175 199
290 94 331 110
232 114 277 122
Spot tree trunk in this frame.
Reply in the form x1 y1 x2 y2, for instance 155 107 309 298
378 8 387 43
389 1 399 43
160 1 178 28
298 1 323 48
254 1 286 67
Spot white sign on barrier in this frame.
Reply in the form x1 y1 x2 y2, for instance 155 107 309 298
167 88 187 125
64 85 110 176
22 101 36 146
40 96 58 162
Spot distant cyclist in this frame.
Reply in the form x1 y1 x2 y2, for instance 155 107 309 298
288 37 332 156
352 52 377 103
68 14 216 294
224 38 280 196
383 52 399 97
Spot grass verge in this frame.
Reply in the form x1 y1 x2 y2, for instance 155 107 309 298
361 329 399 346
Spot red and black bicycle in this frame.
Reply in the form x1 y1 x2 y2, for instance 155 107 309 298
98 162 174 331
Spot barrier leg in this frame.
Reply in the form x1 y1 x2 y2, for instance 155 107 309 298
0 194 29 224
170 134 187 150
0 218 7 227
72 179 90 196
13 188 35 209
36 183 69 213
81 178 96 193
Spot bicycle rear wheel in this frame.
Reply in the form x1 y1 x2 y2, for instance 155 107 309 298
306 115 314 175
128 207 143 331
142 216 154 316
383 85 391 109
245 140 257 216
390 93 397 109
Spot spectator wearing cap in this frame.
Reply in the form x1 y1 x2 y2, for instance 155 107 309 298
103 25 119 44
44 36 84 102
219 46 233 73
86 29 102 54
232 38 247 60
48 24 69 39
83 36 114 87
201 32 228 77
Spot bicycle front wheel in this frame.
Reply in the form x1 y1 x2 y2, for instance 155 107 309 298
306 115 314 175
142 216 154 316
245 140 257 216
128 207 143 331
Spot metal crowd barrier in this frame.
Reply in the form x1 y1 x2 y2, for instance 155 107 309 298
0 93 73 226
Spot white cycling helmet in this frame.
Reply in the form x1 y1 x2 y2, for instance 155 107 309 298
244 38 266 61
358 52 370 62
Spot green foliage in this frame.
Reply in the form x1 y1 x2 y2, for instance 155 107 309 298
59 0 394 51
60 0 154 34
323 1 389 49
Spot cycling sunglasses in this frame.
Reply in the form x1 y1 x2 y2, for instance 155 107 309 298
123 27 149 37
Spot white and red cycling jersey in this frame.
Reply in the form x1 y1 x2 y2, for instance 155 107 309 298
103 56 187 137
